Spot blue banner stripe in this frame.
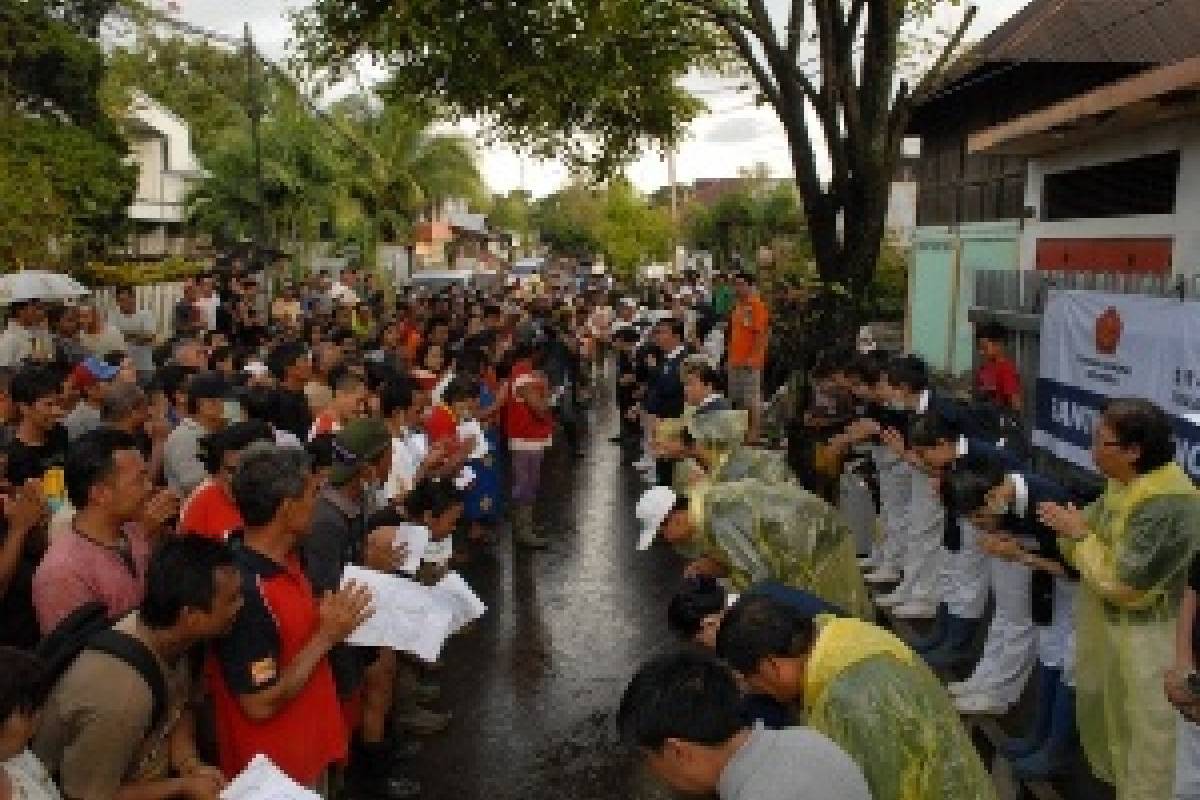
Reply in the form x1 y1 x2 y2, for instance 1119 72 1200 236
1035 377 1200 480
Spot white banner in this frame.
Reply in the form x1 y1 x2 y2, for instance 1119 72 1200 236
1034 289 1200 479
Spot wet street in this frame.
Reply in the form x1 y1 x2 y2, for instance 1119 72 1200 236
410 391 679 800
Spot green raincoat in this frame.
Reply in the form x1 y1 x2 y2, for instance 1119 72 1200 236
674 478 871 619
1062 462 1200 800
802 616 997 800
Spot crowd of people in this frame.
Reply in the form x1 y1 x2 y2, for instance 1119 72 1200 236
0 266 636 800
620 303 1200 800
2 260 1200 800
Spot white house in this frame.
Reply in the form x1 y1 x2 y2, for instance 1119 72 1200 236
124 92 207 256
969 56 1200 277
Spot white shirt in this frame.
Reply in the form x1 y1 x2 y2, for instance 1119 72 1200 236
0 322 53 366
195 293 219 331
916 389 931 414
383 430 429 502
110 309 156 372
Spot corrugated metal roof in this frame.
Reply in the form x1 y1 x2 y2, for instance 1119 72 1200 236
974 0 1200 65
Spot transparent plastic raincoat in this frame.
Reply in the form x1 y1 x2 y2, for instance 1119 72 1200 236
803 616 997 800
1061 462 1200 800
678 478 871 619
671 410 794 493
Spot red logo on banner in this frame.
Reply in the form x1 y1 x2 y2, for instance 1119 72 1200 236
1095 306 1123 355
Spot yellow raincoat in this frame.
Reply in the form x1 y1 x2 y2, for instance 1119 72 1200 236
1062 462 1200 800
671 479 871 619
803 616 997 800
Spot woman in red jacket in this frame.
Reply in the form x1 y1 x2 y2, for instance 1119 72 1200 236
505 341 553 549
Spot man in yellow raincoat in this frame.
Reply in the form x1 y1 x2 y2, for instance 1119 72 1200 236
1038 398 1200 800
635 477 872 620
716 594 997 800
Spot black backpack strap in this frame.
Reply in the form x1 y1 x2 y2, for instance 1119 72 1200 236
87 629 168 730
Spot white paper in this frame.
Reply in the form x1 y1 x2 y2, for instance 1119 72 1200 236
457 419 489 461
453 465 476 490
392 524 430 573
430 571 487 633
423 534 454 566
341 566 456 662
221 754 321 800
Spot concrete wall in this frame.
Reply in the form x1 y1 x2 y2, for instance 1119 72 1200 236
1020 116 1200 275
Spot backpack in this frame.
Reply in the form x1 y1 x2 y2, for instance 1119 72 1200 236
36 602 167 729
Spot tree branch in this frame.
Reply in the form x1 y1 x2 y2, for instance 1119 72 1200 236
674 0 773 47
912 4 978 99
723 21 783 112
786 0 806 63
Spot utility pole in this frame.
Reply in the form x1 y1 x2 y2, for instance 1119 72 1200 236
244 23 267 266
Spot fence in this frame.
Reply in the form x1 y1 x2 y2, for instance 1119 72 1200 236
91 281 186 340
970 268 1200 489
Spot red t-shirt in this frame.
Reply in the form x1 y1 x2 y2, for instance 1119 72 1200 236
178 479 243 541
209 542 346 785
976 356 1021 409
424 404 458 444
505 359 553 444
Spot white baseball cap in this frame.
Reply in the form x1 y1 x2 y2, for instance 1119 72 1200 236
635 486 678 551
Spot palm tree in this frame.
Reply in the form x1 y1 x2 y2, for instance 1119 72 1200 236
333 97 482 246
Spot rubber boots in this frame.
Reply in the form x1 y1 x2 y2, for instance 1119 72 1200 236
999 663 1059 759
922 614 979 670
1012 675 1077 780
513 504 548 549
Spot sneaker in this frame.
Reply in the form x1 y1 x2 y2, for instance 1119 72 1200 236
893 601 938 620
954 692 1009 716
864 567 901 584
395 707 452 736
874 589 910 608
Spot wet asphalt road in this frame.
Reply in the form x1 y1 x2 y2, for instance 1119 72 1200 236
408 388 680 800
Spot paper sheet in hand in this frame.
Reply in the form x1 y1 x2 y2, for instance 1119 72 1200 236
453 465 476 490
221 754 321 800
431 571 487 633
341 566 455 662
393 525 430 573
457 419 489 460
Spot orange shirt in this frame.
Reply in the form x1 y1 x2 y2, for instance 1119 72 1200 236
729 295 769 368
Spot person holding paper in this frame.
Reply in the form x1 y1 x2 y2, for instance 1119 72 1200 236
449 357 503 547
303 419 421 800
209 444 372 791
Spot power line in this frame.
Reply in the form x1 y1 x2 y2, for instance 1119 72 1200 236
108 3 382 164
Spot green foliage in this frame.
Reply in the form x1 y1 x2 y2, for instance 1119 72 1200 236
596 179 674 279
0 0 135 266
535 179 672 278
103 33 259 156
293 0 719 173
293 0 971 306
534 184 604 261
684 181 804 271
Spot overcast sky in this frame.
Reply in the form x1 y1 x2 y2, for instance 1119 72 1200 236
158 0 1028 197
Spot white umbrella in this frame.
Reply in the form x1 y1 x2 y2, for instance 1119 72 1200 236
0 271 91 304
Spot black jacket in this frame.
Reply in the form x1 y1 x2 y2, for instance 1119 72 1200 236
645 347 688 419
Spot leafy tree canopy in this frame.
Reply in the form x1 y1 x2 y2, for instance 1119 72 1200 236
0 0 134 265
